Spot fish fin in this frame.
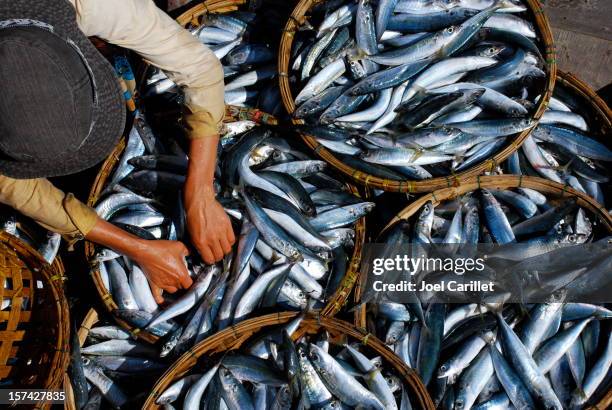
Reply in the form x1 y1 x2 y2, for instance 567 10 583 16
409 147 426 163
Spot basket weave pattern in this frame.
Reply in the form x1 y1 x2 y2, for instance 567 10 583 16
0 232 69 396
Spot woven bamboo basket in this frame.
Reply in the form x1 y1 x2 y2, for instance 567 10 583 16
354 174 612 328
278 0 557 192
86 107 366 342
142 311 435 409
0 231 69 408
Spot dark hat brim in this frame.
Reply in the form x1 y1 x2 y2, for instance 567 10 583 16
0 0 125 179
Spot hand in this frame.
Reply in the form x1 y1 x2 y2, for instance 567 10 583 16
184 187 235 264
131 239 193 304
86 218 193 304
184 136 235 264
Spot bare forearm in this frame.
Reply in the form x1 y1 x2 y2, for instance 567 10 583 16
186 136 219 196
85 217 145 256
183 135 235 264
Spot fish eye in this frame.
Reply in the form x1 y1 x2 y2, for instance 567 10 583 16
446 27 455 33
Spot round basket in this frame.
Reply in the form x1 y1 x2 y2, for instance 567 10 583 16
86 107 366 342
0 231 69 407
278 0 557 192
353 174 612 329
142 311 435 409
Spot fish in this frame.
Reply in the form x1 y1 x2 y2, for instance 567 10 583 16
502 74 610 208
82 358 129 408
37 231 61 264
90 114 373 360
287 0 546 180
155 324 409 409
358 185 609 410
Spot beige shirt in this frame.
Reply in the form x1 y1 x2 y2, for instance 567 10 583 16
0 0 225 241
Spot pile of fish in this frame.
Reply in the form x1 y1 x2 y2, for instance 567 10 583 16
92 112 373 357
393 188 598 246
359 190 611 409
363 299 611 410
288 0 547 180
155 315 411 409
0 210 61 264
144 10 283 114
498 88 612 208
68 318 172 409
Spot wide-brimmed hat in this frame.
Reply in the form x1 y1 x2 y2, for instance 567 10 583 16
0 0 125 179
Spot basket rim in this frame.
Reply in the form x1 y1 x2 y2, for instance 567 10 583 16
277 0 558 192
142 311 435 410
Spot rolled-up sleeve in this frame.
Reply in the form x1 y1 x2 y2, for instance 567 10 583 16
0 176 99 240
74 0 225 137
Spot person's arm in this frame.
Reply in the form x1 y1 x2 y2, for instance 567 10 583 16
76 0 235 263
0 175 192 302
184 137 234 263
74 0 225 136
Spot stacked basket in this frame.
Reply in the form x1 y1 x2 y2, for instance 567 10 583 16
0 232 69 409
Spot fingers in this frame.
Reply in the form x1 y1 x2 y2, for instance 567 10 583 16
210 240 224 262
181 245 190 257
165 286 178 293
150 283 164 304
199 244 215 265
178 267 193 289
226 224 236 246
174 242 193 289
220 236 232 255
